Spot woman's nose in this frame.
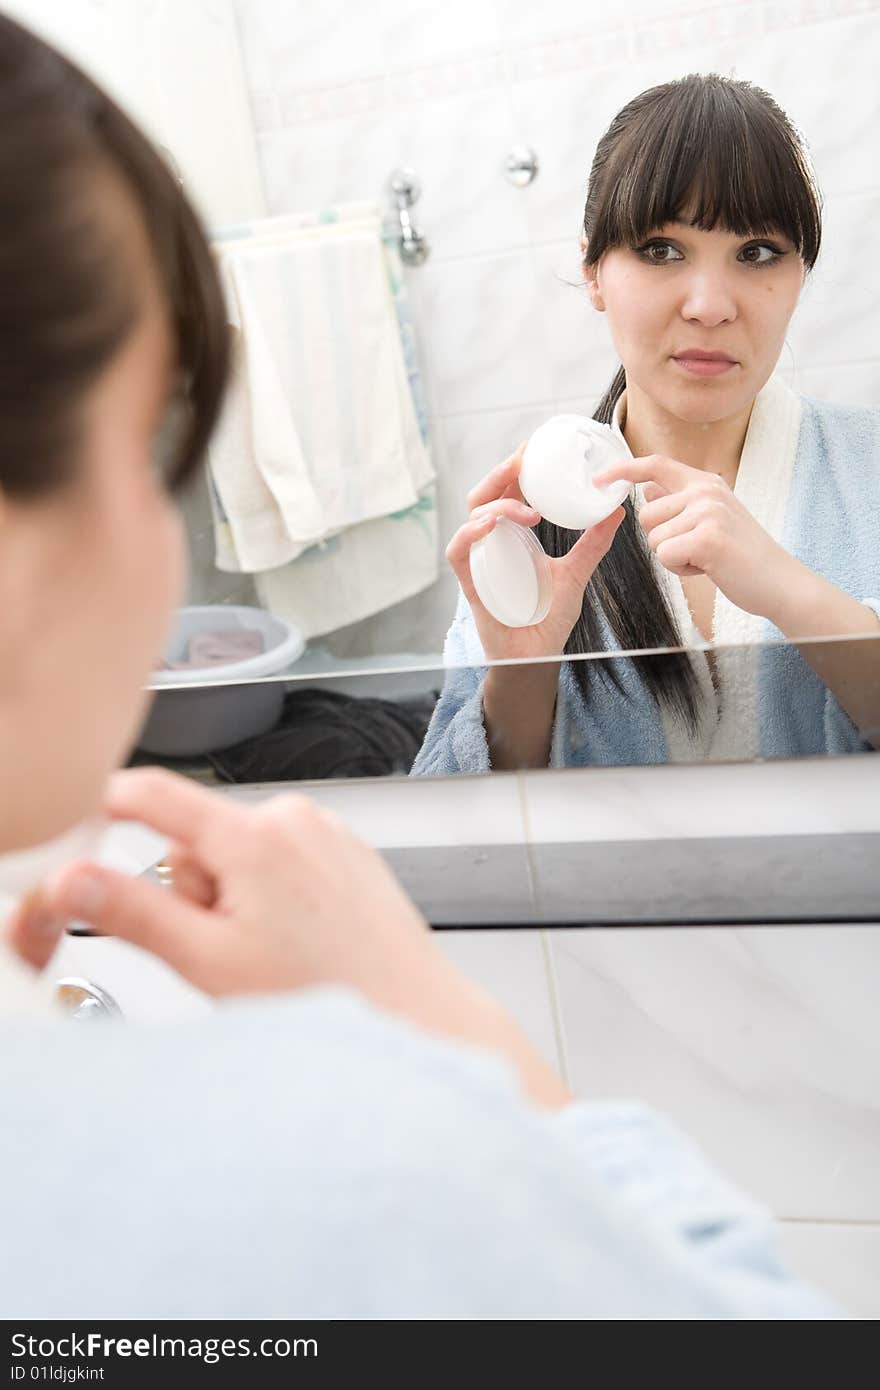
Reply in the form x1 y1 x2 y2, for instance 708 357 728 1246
679 273 737 327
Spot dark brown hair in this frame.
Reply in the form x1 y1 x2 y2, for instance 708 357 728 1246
536 73 823 730
0 12 229 500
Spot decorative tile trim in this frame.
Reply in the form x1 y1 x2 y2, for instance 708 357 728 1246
259 0 880 128
386 52 507 105
277 76 387 126
508 28 632 82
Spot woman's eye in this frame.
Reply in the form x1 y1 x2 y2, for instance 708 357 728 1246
638 241 684 265
739 242 783 265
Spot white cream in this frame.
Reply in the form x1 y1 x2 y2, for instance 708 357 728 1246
519 414 630 530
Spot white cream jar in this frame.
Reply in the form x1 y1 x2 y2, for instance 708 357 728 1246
469 415 629 628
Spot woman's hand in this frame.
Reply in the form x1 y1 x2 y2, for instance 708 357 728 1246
32 770 436 1002
593 454 799 621
11 768 571 1107
447 444 624 659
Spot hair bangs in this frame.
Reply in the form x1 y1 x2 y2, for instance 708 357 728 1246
588 75 822 268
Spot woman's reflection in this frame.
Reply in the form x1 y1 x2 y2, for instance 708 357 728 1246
414 73 880 776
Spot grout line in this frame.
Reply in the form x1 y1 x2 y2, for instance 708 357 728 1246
777 1217 880 1228
516 774 571 1085
540 928 571 1088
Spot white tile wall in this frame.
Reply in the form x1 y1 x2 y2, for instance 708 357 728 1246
434 928 562 1070
233 0 880 658
519 756 880 842
220 765 529 846
548 924 880 1223
777 1221 880 1319
408 250 555 415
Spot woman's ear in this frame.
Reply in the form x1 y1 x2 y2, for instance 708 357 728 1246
581 241 605 312
582 264 605 312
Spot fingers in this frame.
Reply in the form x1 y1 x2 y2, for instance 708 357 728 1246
445 501 540 602
445 514 497 602
593 454 694 493
5 888 66 971
465 446 526 512
643 509 699 556
638 491 688 535
559 507 625 588
642 481 671 504
469 498 540 528
103 768 246 858
43 861 219 983
654 532 706 576
161 847 217 908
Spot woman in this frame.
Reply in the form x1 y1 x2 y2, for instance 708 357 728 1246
413 74 880 777
0 16 838 1318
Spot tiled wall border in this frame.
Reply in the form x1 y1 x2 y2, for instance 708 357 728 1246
246 0 880 129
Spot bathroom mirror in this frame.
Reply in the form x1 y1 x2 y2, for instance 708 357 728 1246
129 632 880 783
12 0 878 773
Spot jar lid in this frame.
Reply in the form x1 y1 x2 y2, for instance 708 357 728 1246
470 517 552 628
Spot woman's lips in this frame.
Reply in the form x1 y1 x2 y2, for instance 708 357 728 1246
673 354 738 377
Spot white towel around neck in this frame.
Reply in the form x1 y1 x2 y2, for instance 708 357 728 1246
610 374 803 761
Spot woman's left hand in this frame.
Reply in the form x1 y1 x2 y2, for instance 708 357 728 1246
593 454 798 620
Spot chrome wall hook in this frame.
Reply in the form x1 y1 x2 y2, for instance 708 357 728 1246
505 146 539 187
386 168 429 266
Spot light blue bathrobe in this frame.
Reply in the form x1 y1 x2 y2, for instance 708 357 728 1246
413 382 880 777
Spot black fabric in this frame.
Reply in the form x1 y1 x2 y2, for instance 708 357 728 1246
205 686 438 783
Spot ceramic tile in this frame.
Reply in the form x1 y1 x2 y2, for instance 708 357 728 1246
787 192 880 374
389 87 529 261
786 359 880 408
531 241 619 399
237 0 385 92
738 11 880 200
496 0 720 47
508 64 647 245
379 0 502 72
496 0 611 45
520 757 880 844
256 114 398 217
434 927 561 1069
441 405 553 513
776 1221 880 1320
407 250 554 414
217 769 527 848
554 394 604 418
550 924 880 1219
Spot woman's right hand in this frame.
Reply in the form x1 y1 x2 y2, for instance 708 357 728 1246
23 769 571 1108
446 444 625 661
37 770 437 1002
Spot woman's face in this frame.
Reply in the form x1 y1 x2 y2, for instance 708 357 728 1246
0 199 185 850
586 220 806 423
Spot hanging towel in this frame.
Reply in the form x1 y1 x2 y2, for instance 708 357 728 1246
208 208 434 573
241 208 437 638
255 486 439 639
